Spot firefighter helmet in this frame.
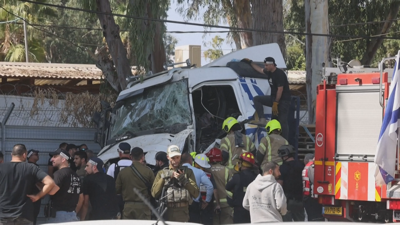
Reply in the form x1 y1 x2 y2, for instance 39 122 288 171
265 119 281 134
222 117 239 133
194 153 211 168
190 152 197 159
278 145 296 158
206 148 222 163
239 152 255 166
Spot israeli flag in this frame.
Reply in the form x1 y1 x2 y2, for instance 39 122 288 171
374 51 400 186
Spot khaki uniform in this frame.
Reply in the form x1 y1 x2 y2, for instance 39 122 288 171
116 161 155 220
210 164 234 225
220 132 255 169
258 133 288 169
151 165 199 222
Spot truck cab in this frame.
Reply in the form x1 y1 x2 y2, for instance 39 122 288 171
95 43 296 166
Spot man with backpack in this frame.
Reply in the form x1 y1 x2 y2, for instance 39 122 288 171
106 142 132 218
277 145 305 221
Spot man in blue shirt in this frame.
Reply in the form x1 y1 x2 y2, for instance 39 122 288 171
181 153 213 224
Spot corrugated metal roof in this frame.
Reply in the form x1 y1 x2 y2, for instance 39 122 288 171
0 62 136 80
287 70 306 84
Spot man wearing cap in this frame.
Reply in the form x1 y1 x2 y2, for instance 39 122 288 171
151 145 199 222
106 142 132 179
241 57 291 140
1 144 58 225
27 149 41 225
116 147 155 219
80 157 119 220
48 148 82 223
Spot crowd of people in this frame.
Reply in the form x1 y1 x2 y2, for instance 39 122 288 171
0 118 323 225
0 56 322 224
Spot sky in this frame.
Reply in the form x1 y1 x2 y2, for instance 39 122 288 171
165 1 234 66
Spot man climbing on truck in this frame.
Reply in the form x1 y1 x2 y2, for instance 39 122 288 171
241 57 291 140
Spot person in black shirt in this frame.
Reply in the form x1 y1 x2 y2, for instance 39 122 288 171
80 157 119 220
277 145 305 222
48 148 82 223
241 57 291 140
225 152 258 224
26 149 41 225
0 144 56 225
66 144 78 172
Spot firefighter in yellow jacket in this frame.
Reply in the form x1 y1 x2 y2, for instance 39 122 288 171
220 117 255 169
206 148 234 224
151 145 199 222
256 119 288 171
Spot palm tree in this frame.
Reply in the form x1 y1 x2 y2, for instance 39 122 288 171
0 1 57 62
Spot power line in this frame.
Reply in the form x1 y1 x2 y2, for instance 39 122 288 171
0 18 21 24
16 0 400 40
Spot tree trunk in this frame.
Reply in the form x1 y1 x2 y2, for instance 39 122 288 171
361 1 400 65
251 0 285 58
234 1 253 48
96 0 131 92
305 0 330 124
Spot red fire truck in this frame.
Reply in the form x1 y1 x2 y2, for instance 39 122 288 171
313 58 399 222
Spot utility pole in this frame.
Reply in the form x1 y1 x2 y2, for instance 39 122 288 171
23 19 29 62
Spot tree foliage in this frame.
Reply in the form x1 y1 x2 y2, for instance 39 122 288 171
203 35 224 62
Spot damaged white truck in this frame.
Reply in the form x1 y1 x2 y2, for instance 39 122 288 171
94 43 299 166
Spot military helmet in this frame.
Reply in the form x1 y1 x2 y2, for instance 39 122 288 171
278 145 296 158
265 119 281 134
194 153 211 168
222 117 239 133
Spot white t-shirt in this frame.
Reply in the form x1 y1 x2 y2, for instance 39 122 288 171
106 159 132 178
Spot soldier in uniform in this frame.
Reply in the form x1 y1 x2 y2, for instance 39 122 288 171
116 147 155 220
221 117 255 169
206 148 234 225
256 119 288 169
225 152 258 224
151 145 199 222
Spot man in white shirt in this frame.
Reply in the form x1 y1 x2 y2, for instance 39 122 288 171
106 142 132 179
243 161 287 223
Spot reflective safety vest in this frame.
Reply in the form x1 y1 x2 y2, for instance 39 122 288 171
200 172 212 201
220 132 255 169
302 161 316 197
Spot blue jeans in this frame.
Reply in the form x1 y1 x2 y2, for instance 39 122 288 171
253 95 290 140
46 211 78 223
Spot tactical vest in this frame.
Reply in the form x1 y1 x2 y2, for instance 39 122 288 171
259 133 288 168
200 172 212 201
221 133 255 169
161 168 193 204
302 161 317 198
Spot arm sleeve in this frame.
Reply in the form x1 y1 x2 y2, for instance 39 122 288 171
52 170 63 186
200 172 214 202
185 169 200 198
275 184 287 215
32 165 48 182
151 171 165 199
225 174 238 192
220 137 229 152
106 164 115 177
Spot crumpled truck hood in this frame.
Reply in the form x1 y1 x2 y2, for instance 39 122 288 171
97 129 193 166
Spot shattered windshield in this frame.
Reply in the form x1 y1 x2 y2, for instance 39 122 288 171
109 79 192 140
